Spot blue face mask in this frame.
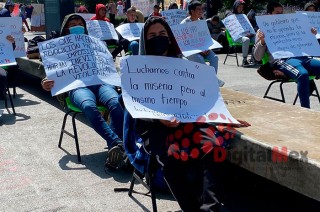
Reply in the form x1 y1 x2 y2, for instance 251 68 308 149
69 26 85 34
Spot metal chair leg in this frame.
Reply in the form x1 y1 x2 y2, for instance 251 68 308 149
72 112 81 163
6 86 16 115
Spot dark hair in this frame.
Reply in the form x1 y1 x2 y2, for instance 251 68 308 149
267 2 283 14
168 3 178 10
188 1 202 15
211 15 220 22
143 17 181 56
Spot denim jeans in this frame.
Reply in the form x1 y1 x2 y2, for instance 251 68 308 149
69 84 123 148
187 50 219 74
128 41 139 55
275 57 320 108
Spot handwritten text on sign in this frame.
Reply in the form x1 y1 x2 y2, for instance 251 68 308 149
222 14 255 41
296 11 320 39
120 56 238 123
0 22 16 66
131 0 156 17
162 9 187 26
0 17 25 58
116 23 144 41
256 13 320 59
86 20 118 41
171 20 222 57
39 34 120 96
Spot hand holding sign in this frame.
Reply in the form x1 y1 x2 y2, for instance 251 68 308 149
256 13 320 59
39 34 120 96
120 55 238 124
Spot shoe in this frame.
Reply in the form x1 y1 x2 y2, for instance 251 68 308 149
105 144 125 170
242 60 250 67
218 79 225 87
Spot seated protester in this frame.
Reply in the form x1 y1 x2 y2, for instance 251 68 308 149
115 7 139 55
206 15 228 53
41 14 125 169
149 4 162 17
181 1 224 87
253 2 320 109
91 4 122 59
133 6 145 23
226 0 255 67
125 16 251 211
77 5 89 13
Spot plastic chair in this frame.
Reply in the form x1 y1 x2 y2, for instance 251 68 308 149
261 54 320 104
223 30 254 66
58 97 107 162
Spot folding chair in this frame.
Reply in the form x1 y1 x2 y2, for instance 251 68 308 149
58 97 108 162
223 30 254 66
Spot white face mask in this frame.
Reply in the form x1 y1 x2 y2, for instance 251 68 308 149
69 26 85 34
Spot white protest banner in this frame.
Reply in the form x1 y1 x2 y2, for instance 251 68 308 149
76 13 95 21
162 9 188 26
116 23 144 41
222 14 255 41
131 0 156 17
0 22 16 66
39 34 121 96
86 20 118 41
0 17 25 58
171 20 222 57
256 13 320 59
120 56 239 124
296 11 320 39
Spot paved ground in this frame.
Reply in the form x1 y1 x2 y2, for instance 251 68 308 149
1 32 320 211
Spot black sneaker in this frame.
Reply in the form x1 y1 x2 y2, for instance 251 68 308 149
242 60 250 67
105 144 125 170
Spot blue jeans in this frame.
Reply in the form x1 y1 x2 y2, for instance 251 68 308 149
128 41 139 55
69 84 123 148
187 50 219 74
275 57 320 108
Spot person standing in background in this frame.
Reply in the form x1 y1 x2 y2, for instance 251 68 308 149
206 0 223 19
108 0 117 25
0 0 15 17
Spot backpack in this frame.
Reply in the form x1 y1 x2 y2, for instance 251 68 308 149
27 35 46 59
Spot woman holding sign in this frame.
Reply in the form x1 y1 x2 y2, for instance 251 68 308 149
123 16 250 212
253 2 320 109
41 14 125 170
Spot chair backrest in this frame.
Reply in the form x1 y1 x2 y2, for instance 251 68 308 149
261 53 269 65
225 30 240 46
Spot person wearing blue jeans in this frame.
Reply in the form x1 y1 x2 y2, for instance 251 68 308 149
41 14 125 169
253 2 320 108
274 58 320 108
181 1 224 87
69 84 123 148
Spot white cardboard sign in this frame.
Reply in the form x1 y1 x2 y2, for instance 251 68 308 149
86 20 118 41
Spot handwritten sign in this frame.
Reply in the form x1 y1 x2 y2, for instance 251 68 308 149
116 23 144 41
38 34 121 96
296 11 320 39
120 56 238 124
75 13 95 21
162 9 187 26
86 20 118 41
131 0 156 17
222 14 255 41
171 20 222 57
0 22 16 66
0 17 26 58
256 13 320 59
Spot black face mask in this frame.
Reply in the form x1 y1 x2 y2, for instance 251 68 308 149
146 36 170 56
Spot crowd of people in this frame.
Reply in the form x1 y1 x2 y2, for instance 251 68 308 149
2 0 320 211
